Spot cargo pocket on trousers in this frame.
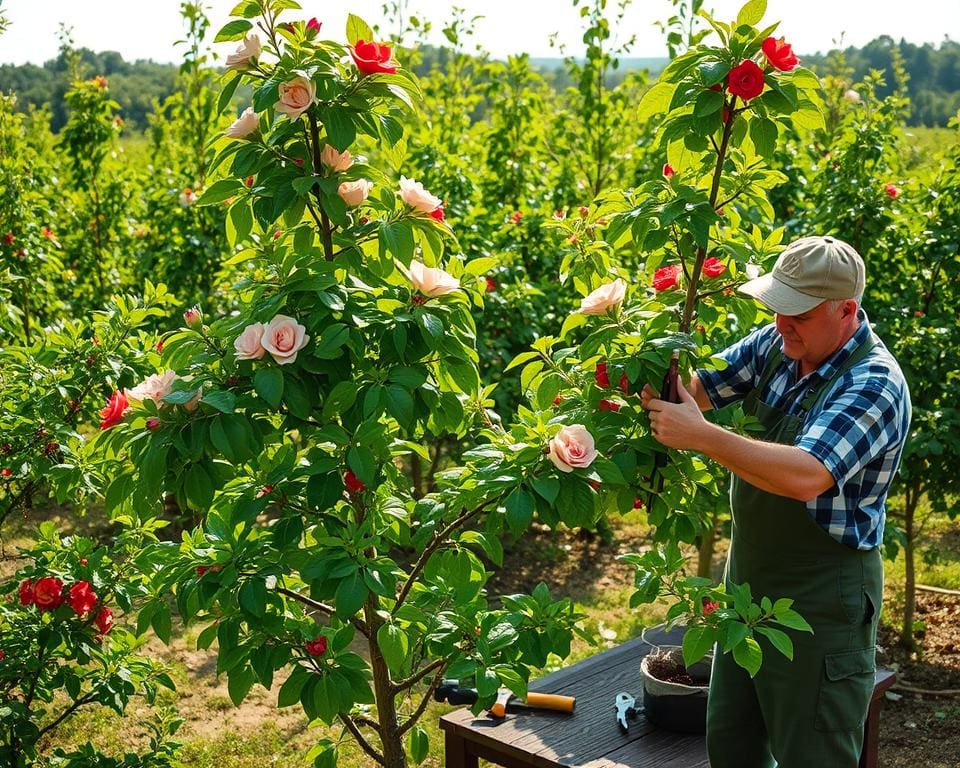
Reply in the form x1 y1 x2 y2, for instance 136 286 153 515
814 647 875 732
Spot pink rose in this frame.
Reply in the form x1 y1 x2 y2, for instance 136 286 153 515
125 371 178 405
225 106 259 138
261 315 310 365
234 322 267 361
338 179 373 207
548 425 598 473
225 32 261 70
408 260 460 298
398 176 442 213
579 278 626 315
843 89 861 104
321 144 353 172
275 73 316 120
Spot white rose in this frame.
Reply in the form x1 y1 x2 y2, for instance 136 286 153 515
398 176 442 213
234 322 267 361
408 260 459 298
338 179 373 207
321 144 354 172
225 107 259 138
225 32 261 70
275 72 316 120
548 424 598 472
579 278 626 315
125 371 178 405
261 314 310 365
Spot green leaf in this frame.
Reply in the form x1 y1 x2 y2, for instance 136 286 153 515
682 625 716 667
732 635 763 677
755 626 793 660
215 19 253 42
151 603 172 644
197 179 242 206
693 89 724 118
347 445 377 485
228 665 255 705
385 385 414 427
408 726 429 765
278 666 309 707
749 116 778 157
320 106 356 152
504 487 535 535
254 367 284 408
346 14 373 45
239 578 267 619
531 475 560 504
312 323 349 359
380 221 416 261
637 81 678 121
376 622 409 673
184 462 215 509
335 572 368 618
201 390 237 414
736 0 767 27
218 74 243 116
773 607 813 633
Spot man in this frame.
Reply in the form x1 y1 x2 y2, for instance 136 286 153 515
640 236 911 768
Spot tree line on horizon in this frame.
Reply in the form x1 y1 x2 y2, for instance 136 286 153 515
0 35 958 132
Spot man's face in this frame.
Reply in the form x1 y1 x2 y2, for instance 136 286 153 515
775 299 856 369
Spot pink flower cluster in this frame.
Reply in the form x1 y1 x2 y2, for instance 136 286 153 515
235 315 310 365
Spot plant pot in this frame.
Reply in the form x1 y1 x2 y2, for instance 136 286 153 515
639 645 711 734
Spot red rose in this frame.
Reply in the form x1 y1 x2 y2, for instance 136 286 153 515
598 399 621 413
662 163 675 179
19 578 35 606
727 59 765 101
619 373 629 394
702 257 726 278
595 362 610 388
652 264 682 292
68 580 98 616
429 206 445 222
94 606 114 634
344 469 366 494
761 37 799 71
885 183 900 198
351 40 398 75
33 577 64 610
485 276 497 292
305 636 327 656
1 468 11 478
98 390 128 430
703 600 720 616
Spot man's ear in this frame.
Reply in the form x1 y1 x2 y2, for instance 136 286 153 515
842 299 858 318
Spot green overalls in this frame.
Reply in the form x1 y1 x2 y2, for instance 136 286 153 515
706 335 884 768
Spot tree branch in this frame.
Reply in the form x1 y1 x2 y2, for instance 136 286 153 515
391 657 446 695
398 663 448 736
339 712 385 764
277 586 369 637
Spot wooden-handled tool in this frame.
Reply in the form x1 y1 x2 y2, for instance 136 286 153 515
490 688 576 718
434 680 575 719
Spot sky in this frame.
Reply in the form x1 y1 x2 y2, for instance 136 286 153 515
0 0 958 67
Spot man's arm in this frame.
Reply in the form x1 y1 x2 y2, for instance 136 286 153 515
641 378 835 502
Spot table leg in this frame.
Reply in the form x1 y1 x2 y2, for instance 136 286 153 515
859 696 884 768
445 729 479 768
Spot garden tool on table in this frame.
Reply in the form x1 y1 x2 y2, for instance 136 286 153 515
615 691 643 732
434 679 576 719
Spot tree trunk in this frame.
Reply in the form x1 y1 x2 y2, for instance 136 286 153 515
697 517 718 578
365 598 406 768
899 485 919 650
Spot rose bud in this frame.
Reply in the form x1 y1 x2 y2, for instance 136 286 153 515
305 17 322 35
552 395 563 406
94 606 113 634
633 497 644 509
485 276 497 292
257 484 274 498
595 362 610 388
703 600 720 615
183 306 202 328
578 206 589 217
145 417 161 431
885 183 900 198
19 578 35 605
1 468 11 478
305 636 328 656
598 399 621 413
344 470 366 494
511 211 522 224
662 163 675 179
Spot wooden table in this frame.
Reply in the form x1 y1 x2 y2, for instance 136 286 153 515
440 627 896 768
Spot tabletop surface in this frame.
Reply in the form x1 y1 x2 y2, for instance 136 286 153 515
439 627 896 768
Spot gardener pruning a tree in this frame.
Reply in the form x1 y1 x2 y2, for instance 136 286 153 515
641 235 911 767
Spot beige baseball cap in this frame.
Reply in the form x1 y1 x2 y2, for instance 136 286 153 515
739 235 865 315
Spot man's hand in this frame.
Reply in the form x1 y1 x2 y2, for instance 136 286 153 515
641 378 711 451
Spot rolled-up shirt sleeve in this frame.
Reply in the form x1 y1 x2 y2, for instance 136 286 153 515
795 376 903 487
697 325 777 410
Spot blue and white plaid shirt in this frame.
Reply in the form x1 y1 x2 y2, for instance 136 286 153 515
697 311 911 550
